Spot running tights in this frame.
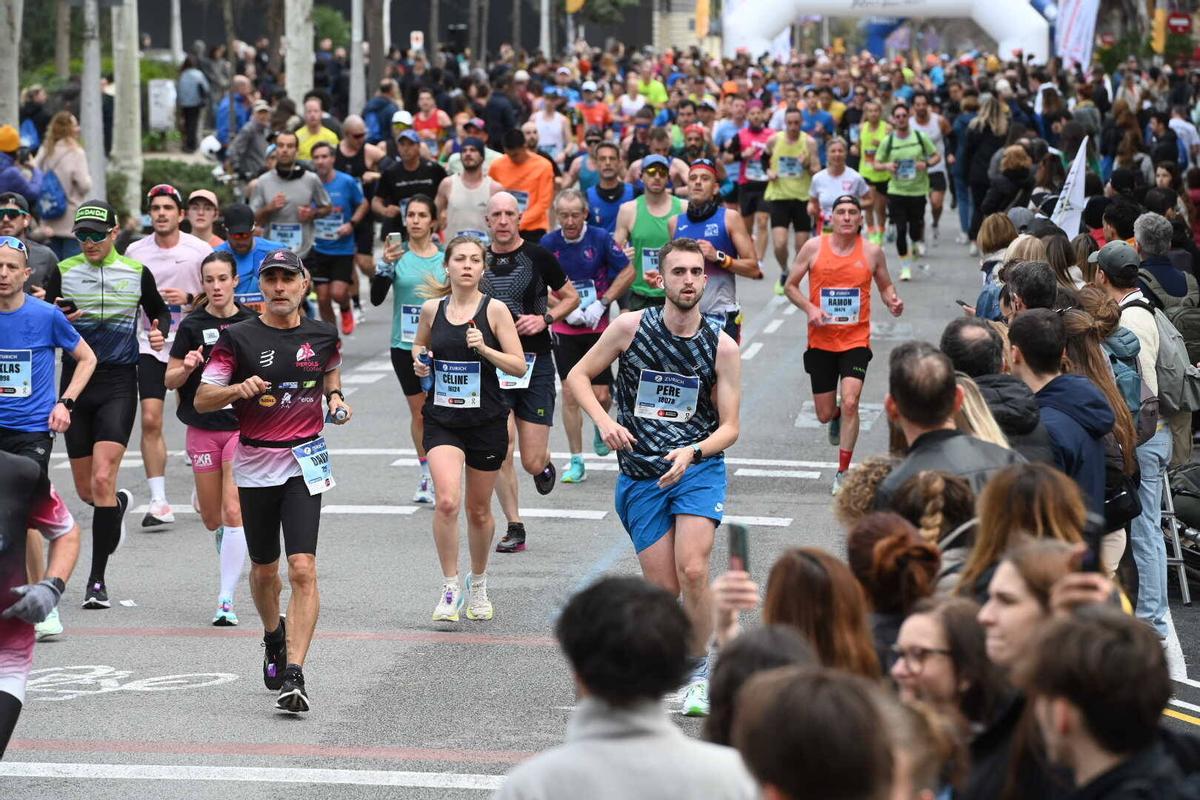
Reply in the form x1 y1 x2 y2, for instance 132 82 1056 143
888 194 927 257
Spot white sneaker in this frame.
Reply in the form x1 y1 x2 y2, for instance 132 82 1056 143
913 241 925 258
899 266 912 282
353 306 365 324
832 471 846 496
413 477 434 505
432 582 463 622
954 233 968 245
968 242 979 256
141 499 175 528
465 574 494 620
35 606 63 640
680 679 710 717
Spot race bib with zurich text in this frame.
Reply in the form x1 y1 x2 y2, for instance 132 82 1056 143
634 369 699 422
0 350 32 397
434 360 481 408
820 288 861 325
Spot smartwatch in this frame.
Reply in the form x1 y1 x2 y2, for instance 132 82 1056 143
691 443 703 462
543 312 554 326
57 397 75 411
325 389 345 402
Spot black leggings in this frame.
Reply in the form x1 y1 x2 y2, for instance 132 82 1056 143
238 476 323 564
968 181 989 240
888 193 927 257
0 690 21 759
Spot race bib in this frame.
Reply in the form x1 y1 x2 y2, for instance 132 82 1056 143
777 156 804 177
314 216 342 241
291 436 335 495
455 228 490 245
510 190 530 214
498 353 537 390
849 124 861 144
0 349 32 397
269 223 303 251
574 279 597 309
236 292 266 314
641 247 661 278
634 369 699 422
896 159 916 181
202 327 220 346
399 304 422 344
434 360 481 408
745 159 767 182
820 288 861 325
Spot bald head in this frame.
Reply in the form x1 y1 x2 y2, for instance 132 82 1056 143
487 192 520 217
342 114 366 135
940 317 1004 378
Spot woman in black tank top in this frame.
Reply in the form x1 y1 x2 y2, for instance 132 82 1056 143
411 236 528 623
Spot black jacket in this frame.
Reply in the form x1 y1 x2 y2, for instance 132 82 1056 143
965 126 1006 185
981 166 1035 216
1068 742 1200 800
963 693 1074 800
974 373 1057 464
874 429 1026 510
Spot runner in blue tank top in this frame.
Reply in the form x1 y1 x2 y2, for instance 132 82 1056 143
668 159 761 342
584 142 635 234
564 237 742 721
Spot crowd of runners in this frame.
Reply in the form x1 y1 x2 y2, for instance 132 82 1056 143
2 30 1200 798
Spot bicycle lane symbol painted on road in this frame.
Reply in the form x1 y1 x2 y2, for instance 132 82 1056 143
25 665 238 701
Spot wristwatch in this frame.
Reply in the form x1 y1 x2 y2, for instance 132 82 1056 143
57 397 75 411
543 312 554 326
47 576 66 595
325 389 345 402
691 443 703 462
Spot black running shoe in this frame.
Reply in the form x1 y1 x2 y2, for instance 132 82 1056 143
81 580 110 609
276 665 310 713
112 489 132 553
495 522 526 553
533 462 556 495
262 617 287 690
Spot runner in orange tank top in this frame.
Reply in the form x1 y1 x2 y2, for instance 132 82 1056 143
784 194 904 495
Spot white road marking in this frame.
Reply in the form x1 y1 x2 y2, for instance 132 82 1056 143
342 387 360 397
795 401 883 431
724 515 793 527
870 320 914 340
727 457 838 468
519 508 607 520
783 304 798 316
322 505 420 515
131 505 194 515
1171 698 1200 714
342 373 386 384
0 763 503 790
355 360 396 372
735 468 821 479
763 318 784 334
741 342 763 360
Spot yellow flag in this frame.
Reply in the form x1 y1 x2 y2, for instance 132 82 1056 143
566 0 585 13
696 0 710 37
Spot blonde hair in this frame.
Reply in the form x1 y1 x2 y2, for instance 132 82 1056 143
969 95 1009 138
41 110 78 161
1003 234 1047 264
999 145 1032 172
420 235 487 299
954 375 1010 450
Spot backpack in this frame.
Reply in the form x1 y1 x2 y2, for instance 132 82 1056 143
364 109 382 144
1169 462 1200 531
1124 299 1200 413
1138 267 1200 364
1102 337 1159 445
876 129 933 169
37 170 67 220
18 118 39 151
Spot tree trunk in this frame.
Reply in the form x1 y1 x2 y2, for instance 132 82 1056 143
111 0 142 216
479 0 489 62
285 0 314 103
81 0 105 197
512 0 521 53
429 0 440 63
538 0 550 57
267 0 285 79
0 1 20 128
468 0 479 63
350 0 365 115
170 0 183 63
365 0 384 93
223 0 237 147
55 0 70 80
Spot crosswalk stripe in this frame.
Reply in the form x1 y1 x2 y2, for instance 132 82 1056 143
342 373 386 384
355 361 396 372
794 401 883 431
724 515 793 527
763 318 784 334
735 468 821 479
741 342 763 360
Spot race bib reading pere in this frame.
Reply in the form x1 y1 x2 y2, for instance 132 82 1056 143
574 279 597 309
510 191 530 214
400 304 422 344
314 216 342 241
236 292 266 315
498 353 537 390
777 156 803 177
434 360 481 408
291 436 335 495
634 369 699 422
0 349 32 397
641 247 661 278
820 288 861 325
269 223 303 251
896 159 917 181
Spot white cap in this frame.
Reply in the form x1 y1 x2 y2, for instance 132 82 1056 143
556 66 572 76
581 80 598 92
514 69 530 82
392 109 413 126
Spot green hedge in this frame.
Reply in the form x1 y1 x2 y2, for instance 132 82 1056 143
23 57 179 94
107 159 237 221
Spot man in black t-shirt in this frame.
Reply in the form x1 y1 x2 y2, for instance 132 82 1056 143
372 130 447 241
481 192 580 554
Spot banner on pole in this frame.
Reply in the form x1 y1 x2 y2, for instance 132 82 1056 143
1051 136 1088 237
1055 0 1099 68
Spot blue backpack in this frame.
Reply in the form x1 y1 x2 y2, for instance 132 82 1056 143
38 171 68 220
1102 332 1158 446
364 110 382 144
19 118 39 151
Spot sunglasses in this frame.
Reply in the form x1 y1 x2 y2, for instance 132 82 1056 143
349 132 366 139
75 229 111 243
0 208 28 220
0 235 27 252
147 183 182 204
643 166 669 177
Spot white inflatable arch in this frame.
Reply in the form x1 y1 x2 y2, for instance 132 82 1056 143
724 0 1050 63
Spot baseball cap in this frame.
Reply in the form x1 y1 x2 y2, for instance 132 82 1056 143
222 203 255 235
0 192 29 212
684 124 707 137
392 109 414 127
252 99 270 113
0 125 18 153
584 126 604 143
1007 206 1035 232
461 136 486 153
689 158 719 176
1088 240 1140 281
397 129 421 144
72 199 118 233
722 80 740 96
832 194 862 210
643 154 671 172
146 183 185 209
514 69 531 82
581 80 598 92
556 66 572 76
188 189 219 208
699 99 717 111
257 248 305 276
463 117 485 130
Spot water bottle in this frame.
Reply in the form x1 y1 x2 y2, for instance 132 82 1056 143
331 406 349 423
419 351 434 393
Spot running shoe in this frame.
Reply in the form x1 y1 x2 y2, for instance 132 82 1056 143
913 240 925 258
141 499 175 528
276 665 310 713
114 489 131 552
353 304 366 324
774 276 786 296
413 476 435 504
262 617 287 690
680 679 710 717
340 306 355 336
899 266 912 282
82 581 110 609
432 581 464 622
931 225 939 244
954 233 968 245
562 456 586 484
592 426 611 457
212 598 238 627
496 522 527 553
968 242 978 256
35 607 63 640
214 526 224 554
827 410 841 447
465 574 494 620
832 470 846 496
533 462 557 495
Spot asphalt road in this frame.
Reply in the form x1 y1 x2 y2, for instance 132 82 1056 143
4 224 1199 797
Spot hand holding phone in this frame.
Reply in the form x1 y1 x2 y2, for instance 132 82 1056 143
728 524 749 573
55 298 78 315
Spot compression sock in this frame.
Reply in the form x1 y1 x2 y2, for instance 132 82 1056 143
218 525 247 601
839 448 854 473
88 505 120 582
147 476 166 505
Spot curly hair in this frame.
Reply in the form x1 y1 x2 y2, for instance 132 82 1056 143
834 456 897 529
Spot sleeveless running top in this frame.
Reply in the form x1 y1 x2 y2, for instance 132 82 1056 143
858 121 891 183
587 183 635 234
413 110 444 146
577 154 600 191
614 306 722 480
334 144 366 178
808 234 872 352
444 175 493 243
535 112 568 158
765 133 815 201
422 295 507 428
911 113 947 176
630 194 681 299
674 206 737 315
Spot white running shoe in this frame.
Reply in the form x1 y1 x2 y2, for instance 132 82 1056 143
913 241 925 258
954 233 968 245
968 242 979 256
432 582 464 622
832 471 846 496
353 306 365 324
413 477 434 504
465 574 494 620
680 679 710 717
141 499 175 528
35 607 63 640
899 266 912 282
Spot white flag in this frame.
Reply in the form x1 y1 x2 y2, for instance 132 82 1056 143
1052 136 1088 237
1056 0 1100 70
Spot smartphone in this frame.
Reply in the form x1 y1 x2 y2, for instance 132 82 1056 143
955 299 970 308
728 524 749 573
385 232 404 249
55 298 78 314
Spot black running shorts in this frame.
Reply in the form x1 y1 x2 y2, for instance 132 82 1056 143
62 365 138 458
137 354 167 401
238 476 322 564
552 333 612 385
423 418 508 471
803 347 873 395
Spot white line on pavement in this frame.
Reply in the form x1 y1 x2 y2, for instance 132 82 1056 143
735 468 821 479
763 318 784 334
519 508 607 520
1172 698 1200 715
783 304 798 316
342 373 386 384
741 342 763 360
0 762 503 790
355 361 396 372
724 515 793 527
322 505 420 515
795 401 884 431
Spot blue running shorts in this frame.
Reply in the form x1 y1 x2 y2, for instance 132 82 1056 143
615 457 727 553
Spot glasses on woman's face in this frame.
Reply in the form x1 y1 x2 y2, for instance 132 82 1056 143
75 229 111 244
888 644 951 675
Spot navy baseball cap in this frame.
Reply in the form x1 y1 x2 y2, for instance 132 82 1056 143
397 129 421 144
258 248 305 276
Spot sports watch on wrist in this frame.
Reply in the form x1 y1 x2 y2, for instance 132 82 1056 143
57 397 74 411
691 443 703 462
543 312 554 326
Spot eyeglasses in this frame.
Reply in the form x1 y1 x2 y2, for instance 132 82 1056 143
0 208 28 220
75 229 110 243
888 645 952 674
0 235 28 252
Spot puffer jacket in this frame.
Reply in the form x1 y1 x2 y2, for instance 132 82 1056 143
973 373 1056 464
